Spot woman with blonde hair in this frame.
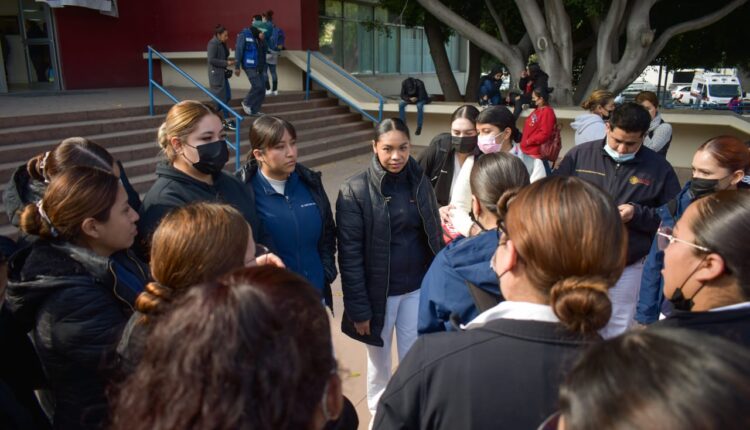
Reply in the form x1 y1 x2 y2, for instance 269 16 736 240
138 100 258 254
118 202 282 373
375 176 626 429
571 89 615 145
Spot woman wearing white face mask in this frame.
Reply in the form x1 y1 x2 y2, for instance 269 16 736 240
444 106 546 238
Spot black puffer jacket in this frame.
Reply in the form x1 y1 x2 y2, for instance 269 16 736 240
336 156 443 346
6 241 148 430
237 161 338 309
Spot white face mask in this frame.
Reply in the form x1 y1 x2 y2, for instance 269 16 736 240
478 134 501 154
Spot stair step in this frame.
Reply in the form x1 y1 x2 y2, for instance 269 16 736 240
0 91 328 130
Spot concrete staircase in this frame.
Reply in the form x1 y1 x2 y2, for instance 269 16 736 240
0 90 374 237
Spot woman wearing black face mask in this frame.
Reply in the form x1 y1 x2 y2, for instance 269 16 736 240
138 100 259 257
636 136 749 324
417 105 480 207
651 190 750 348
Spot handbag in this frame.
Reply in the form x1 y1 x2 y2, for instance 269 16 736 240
539 122 562 167
224 69 233 79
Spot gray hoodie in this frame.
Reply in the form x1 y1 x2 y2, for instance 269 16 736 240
570 113 606 145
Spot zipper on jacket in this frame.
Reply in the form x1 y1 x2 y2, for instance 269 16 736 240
378 173 392 304
127 251 147 281
108 262 135 312
415 176 438 255
286 194 304 275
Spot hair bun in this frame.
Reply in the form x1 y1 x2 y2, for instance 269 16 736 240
550 276 612 335
135 281 175 318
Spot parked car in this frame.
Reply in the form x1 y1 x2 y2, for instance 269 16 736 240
616 80 658 102
671 85 691 104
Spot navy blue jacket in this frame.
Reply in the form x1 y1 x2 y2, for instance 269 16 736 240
237 161 337 309
336 155 443 346
555 139 680 264
636 182 694 323
418 230 500 334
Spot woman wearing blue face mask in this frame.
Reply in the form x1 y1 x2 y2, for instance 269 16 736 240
138 101 259 257
651 190 750 349
636 136 750 324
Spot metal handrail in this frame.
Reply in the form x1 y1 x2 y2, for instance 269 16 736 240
305 50 383 123
147 46 244 171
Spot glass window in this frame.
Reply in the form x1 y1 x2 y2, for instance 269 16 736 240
708 84 740 98
375 26 398 73
321 0 343 18
343 21 374 74
400 27 422 74
319 18 343 66
344 2 372 21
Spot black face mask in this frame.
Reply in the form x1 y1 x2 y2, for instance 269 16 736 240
689 177 723 199
668 257 708 312
189 140 229 175
451 135 478 154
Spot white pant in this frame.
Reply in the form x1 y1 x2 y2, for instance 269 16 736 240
600 261 645 339
366 289 420 415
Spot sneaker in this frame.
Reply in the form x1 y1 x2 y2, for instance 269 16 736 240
250 111 265 117
272 90 278 96
265 90 272 95
222 120 236 131
415 126 422 136
241 102 252 115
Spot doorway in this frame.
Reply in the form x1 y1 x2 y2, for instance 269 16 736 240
0 0 61 93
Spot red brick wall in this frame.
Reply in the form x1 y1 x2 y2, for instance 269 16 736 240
55 0 318 89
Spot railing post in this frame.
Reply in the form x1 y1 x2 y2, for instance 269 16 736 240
235 120 242 172
148 47 154 116
305 50 311 101
378 100 383 122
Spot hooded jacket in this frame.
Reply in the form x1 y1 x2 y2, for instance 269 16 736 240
138 162 260 254
643 112 673 156
6 241 148 430
336 155 443 346
418 230 500 334
570 113 607 146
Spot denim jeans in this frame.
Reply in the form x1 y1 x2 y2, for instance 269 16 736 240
242 68 265 114
265 63 278 91
399 100 426 129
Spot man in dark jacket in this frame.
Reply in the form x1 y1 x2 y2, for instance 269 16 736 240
555 102 680 338
235 23 266 116
511 62 549 120
398 77 430 135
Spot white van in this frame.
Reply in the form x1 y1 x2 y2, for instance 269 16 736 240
688 73 743 107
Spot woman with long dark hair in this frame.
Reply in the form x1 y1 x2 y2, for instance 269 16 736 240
6 167 147 430
336 118 442 420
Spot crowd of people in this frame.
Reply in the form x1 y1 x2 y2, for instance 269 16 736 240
1 61 749 430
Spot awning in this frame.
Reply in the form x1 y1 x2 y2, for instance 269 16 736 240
37 0 119 17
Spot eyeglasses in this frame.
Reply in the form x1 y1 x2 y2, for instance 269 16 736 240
656 226 710 252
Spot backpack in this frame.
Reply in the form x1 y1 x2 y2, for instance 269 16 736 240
268 25 285 52
240 29 258 68
539 122 562 166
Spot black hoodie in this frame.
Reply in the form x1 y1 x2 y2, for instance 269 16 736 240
6 241 148 430
138 162 260 254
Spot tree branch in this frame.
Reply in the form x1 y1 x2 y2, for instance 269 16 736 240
647 0 748 58
484 0 510 44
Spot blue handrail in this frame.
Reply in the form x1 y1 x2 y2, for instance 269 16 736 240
147 46 244 171
305 50 383 123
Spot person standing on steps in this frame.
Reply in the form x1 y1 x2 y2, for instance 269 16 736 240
263 10 284 96
207 24 236 131
235 22 266 117
398 77 430 136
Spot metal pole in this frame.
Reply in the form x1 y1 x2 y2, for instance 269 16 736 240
235 119 242 171
148 47 154 116
305 50 311 100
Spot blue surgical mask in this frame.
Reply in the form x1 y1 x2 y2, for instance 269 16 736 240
603 143 636 163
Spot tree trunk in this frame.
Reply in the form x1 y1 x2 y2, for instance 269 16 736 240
424 15 462 101
464 42 482 102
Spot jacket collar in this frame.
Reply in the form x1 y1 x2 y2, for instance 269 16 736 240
155 162 220 190
50 241 113 279
241 159 321 189
367 154 423 193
